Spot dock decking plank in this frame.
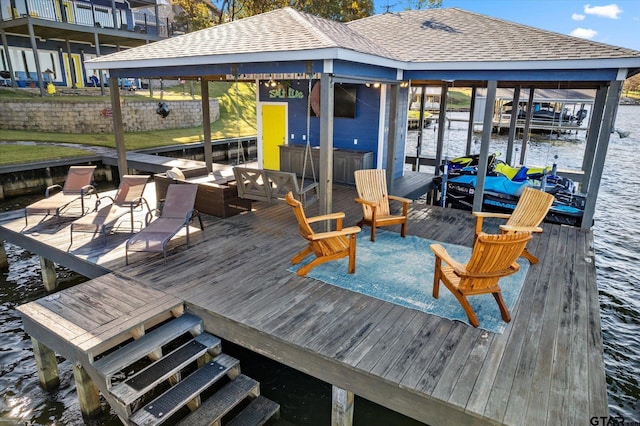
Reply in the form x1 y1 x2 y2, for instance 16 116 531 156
504 226 569 425
2 181 607 426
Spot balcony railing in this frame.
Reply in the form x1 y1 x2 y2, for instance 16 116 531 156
1 0 168 37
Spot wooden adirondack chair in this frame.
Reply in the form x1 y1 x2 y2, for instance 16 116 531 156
473 186 555 264
354 169 412 242
430 231 532 328
285 192 361 277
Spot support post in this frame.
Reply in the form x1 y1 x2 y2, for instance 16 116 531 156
73 362 102 418
201 79 213 172
65 39 76 89
434 83 448 176
581 85 607 192
414 85 426 171
39 256 57 292
27 22 46 96
506 85 521 165
386 84 400 194
581 80 622 230
93 32 106 96
519 87 535 165
473 80 497 212
319 73 334 219
31 337 60 390
110 76 127 180
0 240 8 271
331 386 354 426
465 85 477 155
0 29 16 87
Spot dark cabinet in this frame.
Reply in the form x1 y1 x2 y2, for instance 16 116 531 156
279 144 373 185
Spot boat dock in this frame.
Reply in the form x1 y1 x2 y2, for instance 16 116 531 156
0 183 607 425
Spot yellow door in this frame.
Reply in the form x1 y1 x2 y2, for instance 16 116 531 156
261 104 287 170
62 53 84 88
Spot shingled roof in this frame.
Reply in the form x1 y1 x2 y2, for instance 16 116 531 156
347 8 640 63
87 6 640 72
88 7 394 66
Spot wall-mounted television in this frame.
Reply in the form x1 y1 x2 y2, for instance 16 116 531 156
310 82 357 118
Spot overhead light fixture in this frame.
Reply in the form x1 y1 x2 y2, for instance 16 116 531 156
373 82 381 88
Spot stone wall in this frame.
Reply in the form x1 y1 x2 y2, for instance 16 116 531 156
0 98 220 133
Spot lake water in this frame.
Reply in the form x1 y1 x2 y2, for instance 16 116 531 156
1 105 638 424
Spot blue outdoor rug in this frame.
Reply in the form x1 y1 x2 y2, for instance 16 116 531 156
288 228 529 334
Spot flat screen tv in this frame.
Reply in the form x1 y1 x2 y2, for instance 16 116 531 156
310 82 357 118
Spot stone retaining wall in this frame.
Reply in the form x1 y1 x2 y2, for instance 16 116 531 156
0 98 220 133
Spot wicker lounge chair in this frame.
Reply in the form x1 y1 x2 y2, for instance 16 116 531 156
25 165 97 225
70 175 150 246
430 231 532 328
125 184 203 265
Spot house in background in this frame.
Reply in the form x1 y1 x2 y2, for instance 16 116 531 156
0 0 170 91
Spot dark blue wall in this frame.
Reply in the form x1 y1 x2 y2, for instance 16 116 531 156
258 79 382 167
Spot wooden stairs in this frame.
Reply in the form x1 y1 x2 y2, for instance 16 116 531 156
87 312 280 426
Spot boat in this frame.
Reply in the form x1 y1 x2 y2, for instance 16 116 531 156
506 102 588 126
433 155 586 227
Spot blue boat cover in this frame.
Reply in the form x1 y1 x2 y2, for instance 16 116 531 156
449 175 532 197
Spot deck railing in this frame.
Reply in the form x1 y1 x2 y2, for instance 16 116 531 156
0 0 168 37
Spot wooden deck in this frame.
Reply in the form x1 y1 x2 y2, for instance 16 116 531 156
0 182 607 425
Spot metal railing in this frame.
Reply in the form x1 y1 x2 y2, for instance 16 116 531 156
1 0 168 37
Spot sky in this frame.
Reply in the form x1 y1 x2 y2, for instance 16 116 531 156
373 1 640 51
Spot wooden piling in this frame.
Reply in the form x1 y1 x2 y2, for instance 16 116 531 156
31 337 60 390
72 362 102 418
0 240 8 271
39 256 57 292
331 386 354 426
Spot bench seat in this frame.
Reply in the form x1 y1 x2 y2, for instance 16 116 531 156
233 166 318 207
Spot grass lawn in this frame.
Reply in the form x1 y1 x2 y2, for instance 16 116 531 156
0 82 257 166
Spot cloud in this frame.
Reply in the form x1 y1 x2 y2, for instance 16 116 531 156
584 4 622 19
572 13 586 21
571 28 598 39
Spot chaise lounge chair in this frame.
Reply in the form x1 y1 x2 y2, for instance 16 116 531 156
70 175 151 246
25 165 97 225
125 184 203 265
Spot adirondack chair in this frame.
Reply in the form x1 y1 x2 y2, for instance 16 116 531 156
25 165 97 225
430 231 532 328
285 191 361 276
70 175 151 246
125 184 203 265
472 186 555 264
354 169 412 241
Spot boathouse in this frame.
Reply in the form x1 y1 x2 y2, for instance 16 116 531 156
85 6 640 230
3 6 640 426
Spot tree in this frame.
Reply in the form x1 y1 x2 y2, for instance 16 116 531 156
624 73 640 95
171 0 216 32
214 0 374 23
403 0 443 9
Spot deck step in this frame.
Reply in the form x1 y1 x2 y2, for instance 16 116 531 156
227 395 281 426
92 313 203 388
176 374 260 426
129 353 240 426
110 333 221 407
